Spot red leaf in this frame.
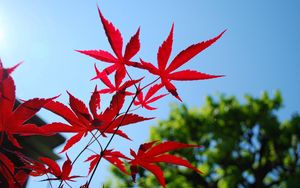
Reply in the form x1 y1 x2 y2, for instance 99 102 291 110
0 152 25 187
138 162 165 188
0 77 15 119
39 155 80 181
85 150 129 175
167 30 226 73
76 50 118 63
14 123 45 136
40 122 75 134
60 132 85 153
140 59 159 75
67 91 92 125
95 67 141 95
0 152 15 175
61 154 72 179
124 27 140 61
115 67 126 89
0 62 57 147
84 154 99 175
158 24 173 71
151 154 203 174
111 114 154 128
44 100 79 125
169 70 223 81
97 7 123 59
163 79 182 102
23 159 48 177
15 170 29 186
129 141 202 187
140 26 225 101
12 97 56 125
103 149 130 174
89 86 101 118
134 83 167 110
144 141 199 156
137 141 159 156
101 91 125 122
39 157 62 177
77 7 141 79
7 133 22 148
0 60 21 79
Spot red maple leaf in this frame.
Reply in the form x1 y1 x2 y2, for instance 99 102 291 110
0 59 22 80
129 141 203 188
140 24 225 101
43 87 152 152
134 83 168 110
38 154 81 182
0 63 55 148
0 152 28 187
85 149 130 175
76 7 141 84
93 64 142 95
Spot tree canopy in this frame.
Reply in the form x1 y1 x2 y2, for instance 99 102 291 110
105 91 300 188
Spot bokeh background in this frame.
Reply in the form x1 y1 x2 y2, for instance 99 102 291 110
0 1 299 187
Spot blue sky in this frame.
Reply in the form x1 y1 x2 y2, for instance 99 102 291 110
1 1 300 187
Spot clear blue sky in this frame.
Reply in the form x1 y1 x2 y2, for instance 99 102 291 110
1 1 300 187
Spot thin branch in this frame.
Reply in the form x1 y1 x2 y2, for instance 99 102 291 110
87 92 138 186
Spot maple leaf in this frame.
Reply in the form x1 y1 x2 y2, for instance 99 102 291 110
76 7 141 85
134 83 168 110
43 87 152 152
129 141 203 188
85 149 130 175
93 64 142 95
0 59 22 80
0 152 27 187
38 154 81 182
0 63 55 148
23 157 49 177
13 150 51 178
140 24 225 101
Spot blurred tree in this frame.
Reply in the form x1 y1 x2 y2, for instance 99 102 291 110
105 91 300 188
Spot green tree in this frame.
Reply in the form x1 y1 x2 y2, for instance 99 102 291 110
105 91 300 188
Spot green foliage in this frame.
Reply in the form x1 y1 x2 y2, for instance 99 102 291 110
105 91 300 187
